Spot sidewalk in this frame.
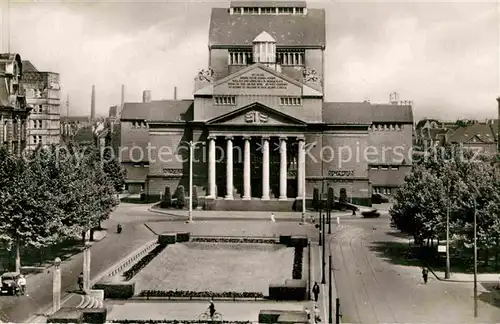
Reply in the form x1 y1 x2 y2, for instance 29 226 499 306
0 221 156 323
430 269 500 283
148 207 357 222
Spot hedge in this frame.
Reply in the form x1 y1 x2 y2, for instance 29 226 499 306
176 232 190 243
82 308 107 324
108 321 252 324
289 236 308 248
292 246 304 279
139 290 263 299
122 244 166 280
175 185 186 209
158 233 177 245
268 279 307 301
161 187 172 208
191 237 276 244
92 282 135 299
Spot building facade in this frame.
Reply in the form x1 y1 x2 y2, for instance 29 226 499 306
21 61 61 148
0 53 30 154
120 1 414 207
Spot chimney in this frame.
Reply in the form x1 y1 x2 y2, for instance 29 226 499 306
174 86 177 100
120 84 125 116
142 90 152 103
90 85 96 121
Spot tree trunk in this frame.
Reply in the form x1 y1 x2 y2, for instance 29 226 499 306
89 228 95 242
81 230 86 246
485 248 489 268
495 238 499 271
15 242 21 273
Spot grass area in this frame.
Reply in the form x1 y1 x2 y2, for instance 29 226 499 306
0 238 83 272
133 242 295 295
369 240 500 274
479 283 500 309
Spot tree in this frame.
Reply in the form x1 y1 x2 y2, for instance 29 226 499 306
176 185 186 209
101 146 126 194
192 186 199 209
312 188 319 211
339 188 347 210
161 186 172 208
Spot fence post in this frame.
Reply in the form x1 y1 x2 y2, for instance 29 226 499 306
336 298 340 324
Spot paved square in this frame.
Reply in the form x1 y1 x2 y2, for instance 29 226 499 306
134 242 294 295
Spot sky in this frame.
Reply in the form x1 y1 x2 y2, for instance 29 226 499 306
2 0 499 121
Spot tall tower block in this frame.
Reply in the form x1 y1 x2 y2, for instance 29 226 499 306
90 84 96 121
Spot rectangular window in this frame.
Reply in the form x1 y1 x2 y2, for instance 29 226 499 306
38 135 42 145
277 50 304 66
296 7 304 14
280 97 302 106
370 166 378 170
214 96 236 105
390 166 399 170
228 50 252 65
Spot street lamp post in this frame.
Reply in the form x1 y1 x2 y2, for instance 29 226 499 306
473 198 478 317
445 194 450 279
182 140 203 224
322 211 326 284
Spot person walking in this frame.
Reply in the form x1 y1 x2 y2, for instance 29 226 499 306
313 305 321 323
17 274 26 295
304 307 311 324
422 267 429 284
312 282 320 302
270 213 276 222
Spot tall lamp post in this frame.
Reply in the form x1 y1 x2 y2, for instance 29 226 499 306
445 181 451 279
301 141 306 224
182 141 203 224
473 198 478 317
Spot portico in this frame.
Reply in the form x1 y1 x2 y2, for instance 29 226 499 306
206 133 306 201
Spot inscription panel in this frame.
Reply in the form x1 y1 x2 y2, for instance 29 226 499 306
228 73 288 90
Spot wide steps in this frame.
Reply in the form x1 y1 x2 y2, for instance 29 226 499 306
77 295 104 309
213 199 295 211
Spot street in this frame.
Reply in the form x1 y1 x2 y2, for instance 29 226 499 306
332 215 500 323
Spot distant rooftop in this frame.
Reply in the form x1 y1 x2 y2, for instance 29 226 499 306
22 60 38 72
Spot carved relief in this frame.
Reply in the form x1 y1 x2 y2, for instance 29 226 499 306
328 170 354 177
245 111 268 124
303 68 320 83
163 168 183 175
287 170 297 178
195 67 215 82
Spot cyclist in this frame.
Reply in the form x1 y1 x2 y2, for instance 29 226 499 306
208 300 216 318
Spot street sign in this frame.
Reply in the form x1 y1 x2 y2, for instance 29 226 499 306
438 245 447 253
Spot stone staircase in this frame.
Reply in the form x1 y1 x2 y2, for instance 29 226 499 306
76 294 104 309
212 198 296 211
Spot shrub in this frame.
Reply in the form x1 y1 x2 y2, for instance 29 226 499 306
161 187 172 208
289 236 308 248
191 237 276 244
122 244 166 280
175 185 186 209
82 309 107 324
158 233 176 245
292 246 304 279
176 232 190 243
312 188 319 211
192 185 199 209
339 188 347 204
268 279 307 301
92 282 135 299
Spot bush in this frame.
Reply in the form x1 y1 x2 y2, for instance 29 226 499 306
138 290 264 299
312 188 319 211
161 187 172 208
191 237 276 244
268 279 307 301
175 185 185 209
82 309 107 324
292 247 304 279
339 188 348 205
289 236 308 248
192 185 199 209
92 282 135 299
122 244 166 280
158 233 176 245
176 232 190 243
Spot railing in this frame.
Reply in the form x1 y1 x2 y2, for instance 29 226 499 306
107 242 158 277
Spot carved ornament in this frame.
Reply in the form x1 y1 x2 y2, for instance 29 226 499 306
195 67 215 82
303 68 320 83
245 111 268 124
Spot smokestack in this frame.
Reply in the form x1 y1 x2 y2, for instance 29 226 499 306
142 90 152 103
91 85 96 120
174 86 177 100
120 84 125 116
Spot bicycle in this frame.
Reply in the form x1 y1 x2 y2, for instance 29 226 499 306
198 310 222 321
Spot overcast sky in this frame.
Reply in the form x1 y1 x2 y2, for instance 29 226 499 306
3 0 499 121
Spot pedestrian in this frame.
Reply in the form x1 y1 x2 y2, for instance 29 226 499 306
312 282 320 302
270 213 275 222
18 274 26 295
304 307 311 324
313 305 321 323
77 272 84 291
422 267 429 284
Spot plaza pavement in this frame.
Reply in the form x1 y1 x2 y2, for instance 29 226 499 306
331 216 500 323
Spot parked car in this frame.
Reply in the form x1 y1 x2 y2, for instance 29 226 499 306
372 193 390 204
1 272 20 295
361 209 381 218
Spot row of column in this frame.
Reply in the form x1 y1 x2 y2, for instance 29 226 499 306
207 135 306 200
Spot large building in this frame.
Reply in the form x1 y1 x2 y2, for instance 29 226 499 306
22 61 61 148
120 0 414 208
0 53 30 155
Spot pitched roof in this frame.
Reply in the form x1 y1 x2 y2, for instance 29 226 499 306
322 102 372 125
371 104 413 123
447 122 497 144
21 60 38 72
254 31 276 43
120 100 194 122
209 8 325 47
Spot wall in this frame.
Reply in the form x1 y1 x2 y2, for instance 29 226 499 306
304 49 323 90
368 124 413 165
209 49 229 80
120 121 150 162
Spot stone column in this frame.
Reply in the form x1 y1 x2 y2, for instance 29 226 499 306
52 257 61 314
243 136 251 200
208 136 216 198
225 136 234 200
261 137 270 200
83 242 91 291
279 137 287 200
17 117 21 156
0 116 4 145
297 138 305 198
7 117 13 153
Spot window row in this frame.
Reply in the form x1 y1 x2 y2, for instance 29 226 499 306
370 165 400 170
31 120 43 129
370 123 401 131
32 135 43 145
32 105 44 114
132 121 148 128
277 52 304 66
228 51 252 65
373 187 392 195
280 97 302 106
232 7 305 15
214 96 236 105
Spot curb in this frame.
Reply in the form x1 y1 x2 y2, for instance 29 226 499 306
426 263 498 283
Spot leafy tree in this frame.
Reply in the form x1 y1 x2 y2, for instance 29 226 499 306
192 186 199 209
176 185 186 209
102 146 127 194
161 186 172 208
